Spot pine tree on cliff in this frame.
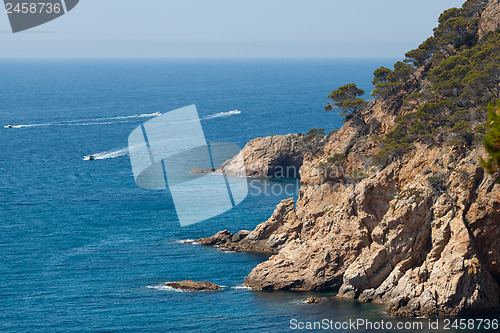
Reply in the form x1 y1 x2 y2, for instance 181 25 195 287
481 100 500 174
325 83 367 121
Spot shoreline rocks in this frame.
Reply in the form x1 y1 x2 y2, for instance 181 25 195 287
195 198 300 254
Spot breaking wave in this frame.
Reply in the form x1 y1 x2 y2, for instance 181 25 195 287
174 239 200 245
146 284 186 292
231 285 253 290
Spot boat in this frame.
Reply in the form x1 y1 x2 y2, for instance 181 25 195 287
154 112 161 116
87 155 95 160
5 125 13 128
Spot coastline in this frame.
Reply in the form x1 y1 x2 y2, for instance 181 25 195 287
194 0 500 317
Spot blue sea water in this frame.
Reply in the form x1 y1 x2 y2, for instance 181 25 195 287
0 59 468 332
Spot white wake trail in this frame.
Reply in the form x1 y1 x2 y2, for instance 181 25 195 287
84 148 129 161
203 109 241 120
4 112 161 129
81 109 240 161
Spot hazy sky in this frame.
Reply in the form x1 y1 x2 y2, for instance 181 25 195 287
0 0 465 58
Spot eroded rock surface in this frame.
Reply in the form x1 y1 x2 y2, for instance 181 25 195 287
479 0 500 38
216 134 325 178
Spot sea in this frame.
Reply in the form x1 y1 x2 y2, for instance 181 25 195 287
1 59 487 332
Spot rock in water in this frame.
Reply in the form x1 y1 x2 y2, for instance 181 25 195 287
165 280 221 291
195 198 300 254
304 297 322 304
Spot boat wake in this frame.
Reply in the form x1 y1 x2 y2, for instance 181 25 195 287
6 110 240 130
78 110 240 161
4 112 161 129
84 148 129 161
203 109 241 120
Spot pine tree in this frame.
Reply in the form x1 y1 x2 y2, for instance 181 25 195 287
325 83 367 120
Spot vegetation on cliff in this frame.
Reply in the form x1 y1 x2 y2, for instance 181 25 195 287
327 0 499 171
325 83 367 120
481 100 500 172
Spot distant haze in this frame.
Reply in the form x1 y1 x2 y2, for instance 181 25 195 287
0 0 465 58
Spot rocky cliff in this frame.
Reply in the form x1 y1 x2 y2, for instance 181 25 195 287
479 0 500 37
216 133 325 178
198 0 500 317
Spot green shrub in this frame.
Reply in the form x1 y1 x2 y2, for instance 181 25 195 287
474 124 487 134
427 175 447 193
480 100 500 173
303 128 325 141
327 153 347 165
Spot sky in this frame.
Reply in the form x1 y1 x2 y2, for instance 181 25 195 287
0 0 466 58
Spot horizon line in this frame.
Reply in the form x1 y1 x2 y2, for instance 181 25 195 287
0 56 401 60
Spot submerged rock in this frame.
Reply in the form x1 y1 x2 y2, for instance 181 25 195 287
191 168 215 174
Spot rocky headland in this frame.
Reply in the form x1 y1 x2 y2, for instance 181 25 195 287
196 0 500 317
215 133 325 178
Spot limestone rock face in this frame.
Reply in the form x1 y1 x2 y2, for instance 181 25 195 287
479 0 500 38
242 141 499 315
201 97 500 316
216 134 324 178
